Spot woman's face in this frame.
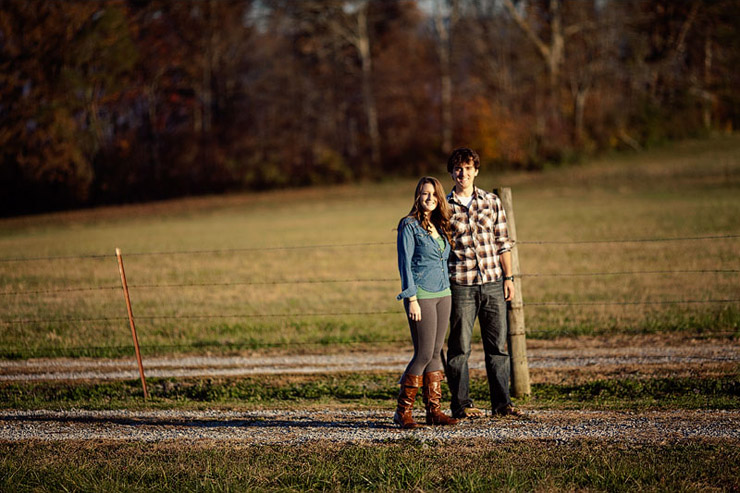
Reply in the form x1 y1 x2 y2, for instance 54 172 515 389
419 183 438 213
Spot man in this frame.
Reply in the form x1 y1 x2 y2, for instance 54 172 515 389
445 147 522 419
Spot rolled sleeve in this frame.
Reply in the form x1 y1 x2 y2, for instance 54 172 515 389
396 220 417 300
493 196 513 254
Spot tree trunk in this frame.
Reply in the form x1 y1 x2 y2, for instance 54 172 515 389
357 5 380 169
503 0 564 130
548 0 564 116
573 86 589 145
202 0 215 134
703 32 712 129
434 0 455 154
145 84 162 183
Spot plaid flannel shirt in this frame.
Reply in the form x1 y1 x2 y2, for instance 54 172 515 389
446 186 513 286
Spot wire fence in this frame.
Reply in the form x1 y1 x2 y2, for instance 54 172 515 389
3 267 740 297
2 234 739 263
3 300 740 326
4 339 739 360
1 233 738 357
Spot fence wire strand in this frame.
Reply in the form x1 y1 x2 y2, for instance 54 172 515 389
518 234 740 245
3 269 738 297
0 279 397 297
0 242 394 263
519 269 740 278
1 233 738 263
524 299 740 307
2 340 738 361
3 299 739 326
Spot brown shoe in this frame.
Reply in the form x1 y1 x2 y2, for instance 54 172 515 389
454 407 484 419
422 371 458 426
393 373 423 429
494 404 525 418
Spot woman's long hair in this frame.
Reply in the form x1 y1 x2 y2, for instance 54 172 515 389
399 176 452 245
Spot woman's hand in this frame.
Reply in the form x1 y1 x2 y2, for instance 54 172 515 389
408 299 422 321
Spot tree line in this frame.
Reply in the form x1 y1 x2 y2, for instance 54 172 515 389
1 0 737 215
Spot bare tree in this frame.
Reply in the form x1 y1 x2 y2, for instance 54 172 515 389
328 0 381 168
502 0 564 95
502 0 612 143
433 0 458 154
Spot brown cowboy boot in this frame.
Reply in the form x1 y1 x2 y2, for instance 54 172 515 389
423 370 459 426
393 373 423 429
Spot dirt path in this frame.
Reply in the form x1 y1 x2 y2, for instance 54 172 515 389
2 338 737 382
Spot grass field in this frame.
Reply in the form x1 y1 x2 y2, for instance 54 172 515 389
1 135 738 358
3 441 738 492
2 136 740 491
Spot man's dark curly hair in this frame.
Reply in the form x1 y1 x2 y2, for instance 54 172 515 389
446 147 480 173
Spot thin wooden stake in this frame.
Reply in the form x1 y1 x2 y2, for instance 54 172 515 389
499 188 531 397
115 248 149 400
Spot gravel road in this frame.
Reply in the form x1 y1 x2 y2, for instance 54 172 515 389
2 339 737 444
2 341 737 382
1 409 738 444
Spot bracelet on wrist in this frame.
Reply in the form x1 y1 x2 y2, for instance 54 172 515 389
504 275 515 281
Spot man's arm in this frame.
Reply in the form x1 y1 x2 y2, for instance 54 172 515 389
500 250 514 301
491 193 514 300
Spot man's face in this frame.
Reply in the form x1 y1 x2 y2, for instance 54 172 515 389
451 160 478 190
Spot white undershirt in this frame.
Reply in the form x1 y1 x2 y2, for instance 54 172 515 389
457 194 474 209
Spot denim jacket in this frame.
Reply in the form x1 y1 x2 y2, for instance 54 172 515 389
396 217 451 300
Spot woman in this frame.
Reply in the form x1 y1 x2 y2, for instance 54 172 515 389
394 176 458 429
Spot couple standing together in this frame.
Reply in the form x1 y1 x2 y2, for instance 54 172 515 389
394 147 523 429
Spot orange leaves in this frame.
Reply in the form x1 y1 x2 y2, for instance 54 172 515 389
459 96 532 167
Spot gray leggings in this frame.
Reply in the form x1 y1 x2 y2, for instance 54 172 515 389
403 296 452 376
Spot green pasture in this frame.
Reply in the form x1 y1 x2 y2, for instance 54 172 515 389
3 441 738 492
1 136 739 358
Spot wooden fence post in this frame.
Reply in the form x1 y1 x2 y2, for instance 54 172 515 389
115 248 149 400
499 188 531 397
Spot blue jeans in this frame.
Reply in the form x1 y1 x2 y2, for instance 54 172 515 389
446 279 512 416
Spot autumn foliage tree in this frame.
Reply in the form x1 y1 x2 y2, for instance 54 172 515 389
0 0 737 215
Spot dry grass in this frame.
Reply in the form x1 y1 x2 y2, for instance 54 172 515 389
1 136 738 357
